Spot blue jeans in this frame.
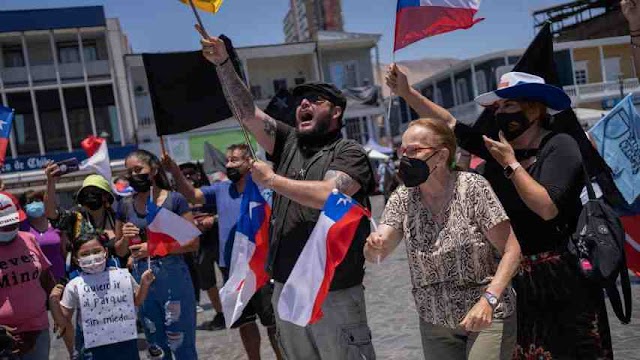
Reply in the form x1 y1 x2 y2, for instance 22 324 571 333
132 256 197 360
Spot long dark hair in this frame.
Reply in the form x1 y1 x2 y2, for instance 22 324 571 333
126 149 172 190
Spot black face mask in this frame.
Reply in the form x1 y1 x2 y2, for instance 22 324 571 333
495 111 533 141
226 167 243 183
398 152 439 188
80 191 104 211
128 173 152 193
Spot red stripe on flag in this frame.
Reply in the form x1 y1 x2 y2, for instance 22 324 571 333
81 135 104 157
308 207 365 324
147 229 181 257
247 206 271 290
394 6 483 51
0 138 8 166
622 215 640 276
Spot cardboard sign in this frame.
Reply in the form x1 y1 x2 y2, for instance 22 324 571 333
78 269 137 349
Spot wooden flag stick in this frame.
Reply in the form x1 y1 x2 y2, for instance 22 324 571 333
188 0 210 38
159 135 167 156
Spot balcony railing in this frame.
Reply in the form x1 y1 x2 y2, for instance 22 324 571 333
1 67 28 85
564 78 640 103
85 60 110 78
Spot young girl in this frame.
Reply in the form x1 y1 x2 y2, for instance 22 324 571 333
115 149 199 359
50 231 155 360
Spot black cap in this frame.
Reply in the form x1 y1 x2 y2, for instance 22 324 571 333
292 82 347 111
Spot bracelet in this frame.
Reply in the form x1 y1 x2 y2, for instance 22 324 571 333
216 57 230 66
267 174 277 189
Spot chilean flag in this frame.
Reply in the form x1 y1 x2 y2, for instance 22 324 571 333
277 190 370 326
394 0 483 51
79 135 134 196
219 176 271 327
0 106 15 167
145 195 201 257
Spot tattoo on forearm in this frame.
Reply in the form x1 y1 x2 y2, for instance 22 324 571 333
325 170 359 194
215 60 256 123
263 115 277 139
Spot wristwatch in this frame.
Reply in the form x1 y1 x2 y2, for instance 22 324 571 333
483 291 499 311
503 162 521 179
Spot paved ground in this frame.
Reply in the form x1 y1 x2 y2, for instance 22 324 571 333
50 195 640 359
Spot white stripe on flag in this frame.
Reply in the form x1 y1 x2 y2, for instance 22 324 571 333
147 208 200 245
277 213 334 326
220 233 257 327
79 141 112 181
418 0 480 9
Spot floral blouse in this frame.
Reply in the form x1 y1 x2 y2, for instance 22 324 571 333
381 171 516 328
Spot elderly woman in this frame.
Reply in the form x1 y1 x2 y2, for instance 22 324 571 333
386 66 613 358
366 118 521 360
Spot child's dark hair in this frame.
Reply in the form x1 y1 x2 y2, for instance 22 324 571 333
126 149 172 190
72 231 108 257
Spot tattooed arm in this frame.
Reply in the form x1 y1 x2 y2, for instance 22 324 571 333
200 33 277 154
250 161 362 209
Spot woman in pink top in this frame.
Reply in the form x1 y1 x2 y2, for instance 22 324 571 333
20 190 66 281
0 191 58 359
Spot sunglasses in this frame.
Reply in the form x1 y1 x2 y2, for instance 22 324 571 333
295 93 331 107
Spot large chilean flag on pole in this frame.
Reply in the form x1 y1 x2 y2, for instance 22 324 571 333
220 176 271 327
277 190 370 326
394 0 483 51
145 194 201 257
0 106 15 167
79 135 134 196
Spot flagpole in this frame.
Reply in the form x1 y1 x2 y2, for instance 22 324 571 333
189 0 257 159
385 52 397 132
188 0 210 38
159 136 167 156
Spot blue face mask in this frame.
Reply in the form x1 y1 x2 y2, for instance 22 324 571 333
25 201 45 218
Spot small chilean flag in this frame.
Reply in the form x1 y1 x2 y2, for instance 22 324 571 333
0 106 15 167
145 195 201 257
79 135 134 196
277 190 370 326
394 0 483 51
220 176 271 327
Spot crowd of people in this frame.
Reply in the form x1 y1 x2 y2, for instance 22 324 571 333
0 2 638 359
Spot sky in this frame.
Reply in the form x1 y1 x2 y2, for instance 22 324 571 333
0 0 570 63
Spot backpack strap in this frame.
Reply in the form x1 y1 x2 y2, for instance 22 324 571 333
606 253 633 324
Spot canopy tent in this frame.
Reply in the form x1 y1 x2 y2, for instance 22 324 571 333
364 138 393 154
367 149 390 161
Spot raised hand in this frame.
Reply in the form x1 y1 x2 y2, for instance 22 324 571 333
622 0 640 31
385 63 411 97
197 24 229 65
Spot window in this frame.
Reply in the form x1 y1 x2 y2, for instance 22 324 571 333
475 70 487 95
434 87 443 105
35 90 67 152
250 85 263 100
2 46 24 68
6 92 39 155
604 57 621 82
63 87 93 147
574 61 588 85
58 42 98 63
456 78 470 104
344 118 361 141
273 79 287 94
329 61 358 89
91 85 121 144
295 77 306 85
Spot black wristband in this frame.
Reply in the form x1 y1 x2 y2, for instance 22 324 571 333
216 57 230 66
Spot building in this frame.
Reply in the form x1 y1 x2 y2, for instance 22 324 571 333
390 34 638 141
283 0 344 43
130 30 383 161
0 6 137 201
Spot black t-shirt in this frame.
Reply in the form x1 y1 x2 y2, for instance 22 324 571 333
267 121 375 290
455 124 584 255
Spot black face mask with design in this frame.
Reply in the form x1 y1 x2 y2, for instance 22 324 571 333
128 173 152 193
398 152 439 188
226 167 243 183
496 111 533 141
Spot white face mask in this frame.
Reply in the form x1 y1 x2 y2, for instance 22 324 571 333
78 252 107 274
0 229 18 243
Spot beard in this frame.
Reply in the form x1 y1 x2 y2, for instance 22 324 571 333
295 117 332 147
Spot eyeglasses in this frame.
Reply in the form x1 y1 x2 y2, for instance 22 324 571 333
399 145 436 157
295 93 331 107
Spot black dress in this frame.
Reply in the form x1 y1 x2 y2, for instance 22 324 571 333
456 125 614 359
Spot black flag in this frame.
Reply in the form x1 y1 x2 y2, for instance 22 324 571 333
142 35 243 136
466 22 623 205
264 88 296 127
